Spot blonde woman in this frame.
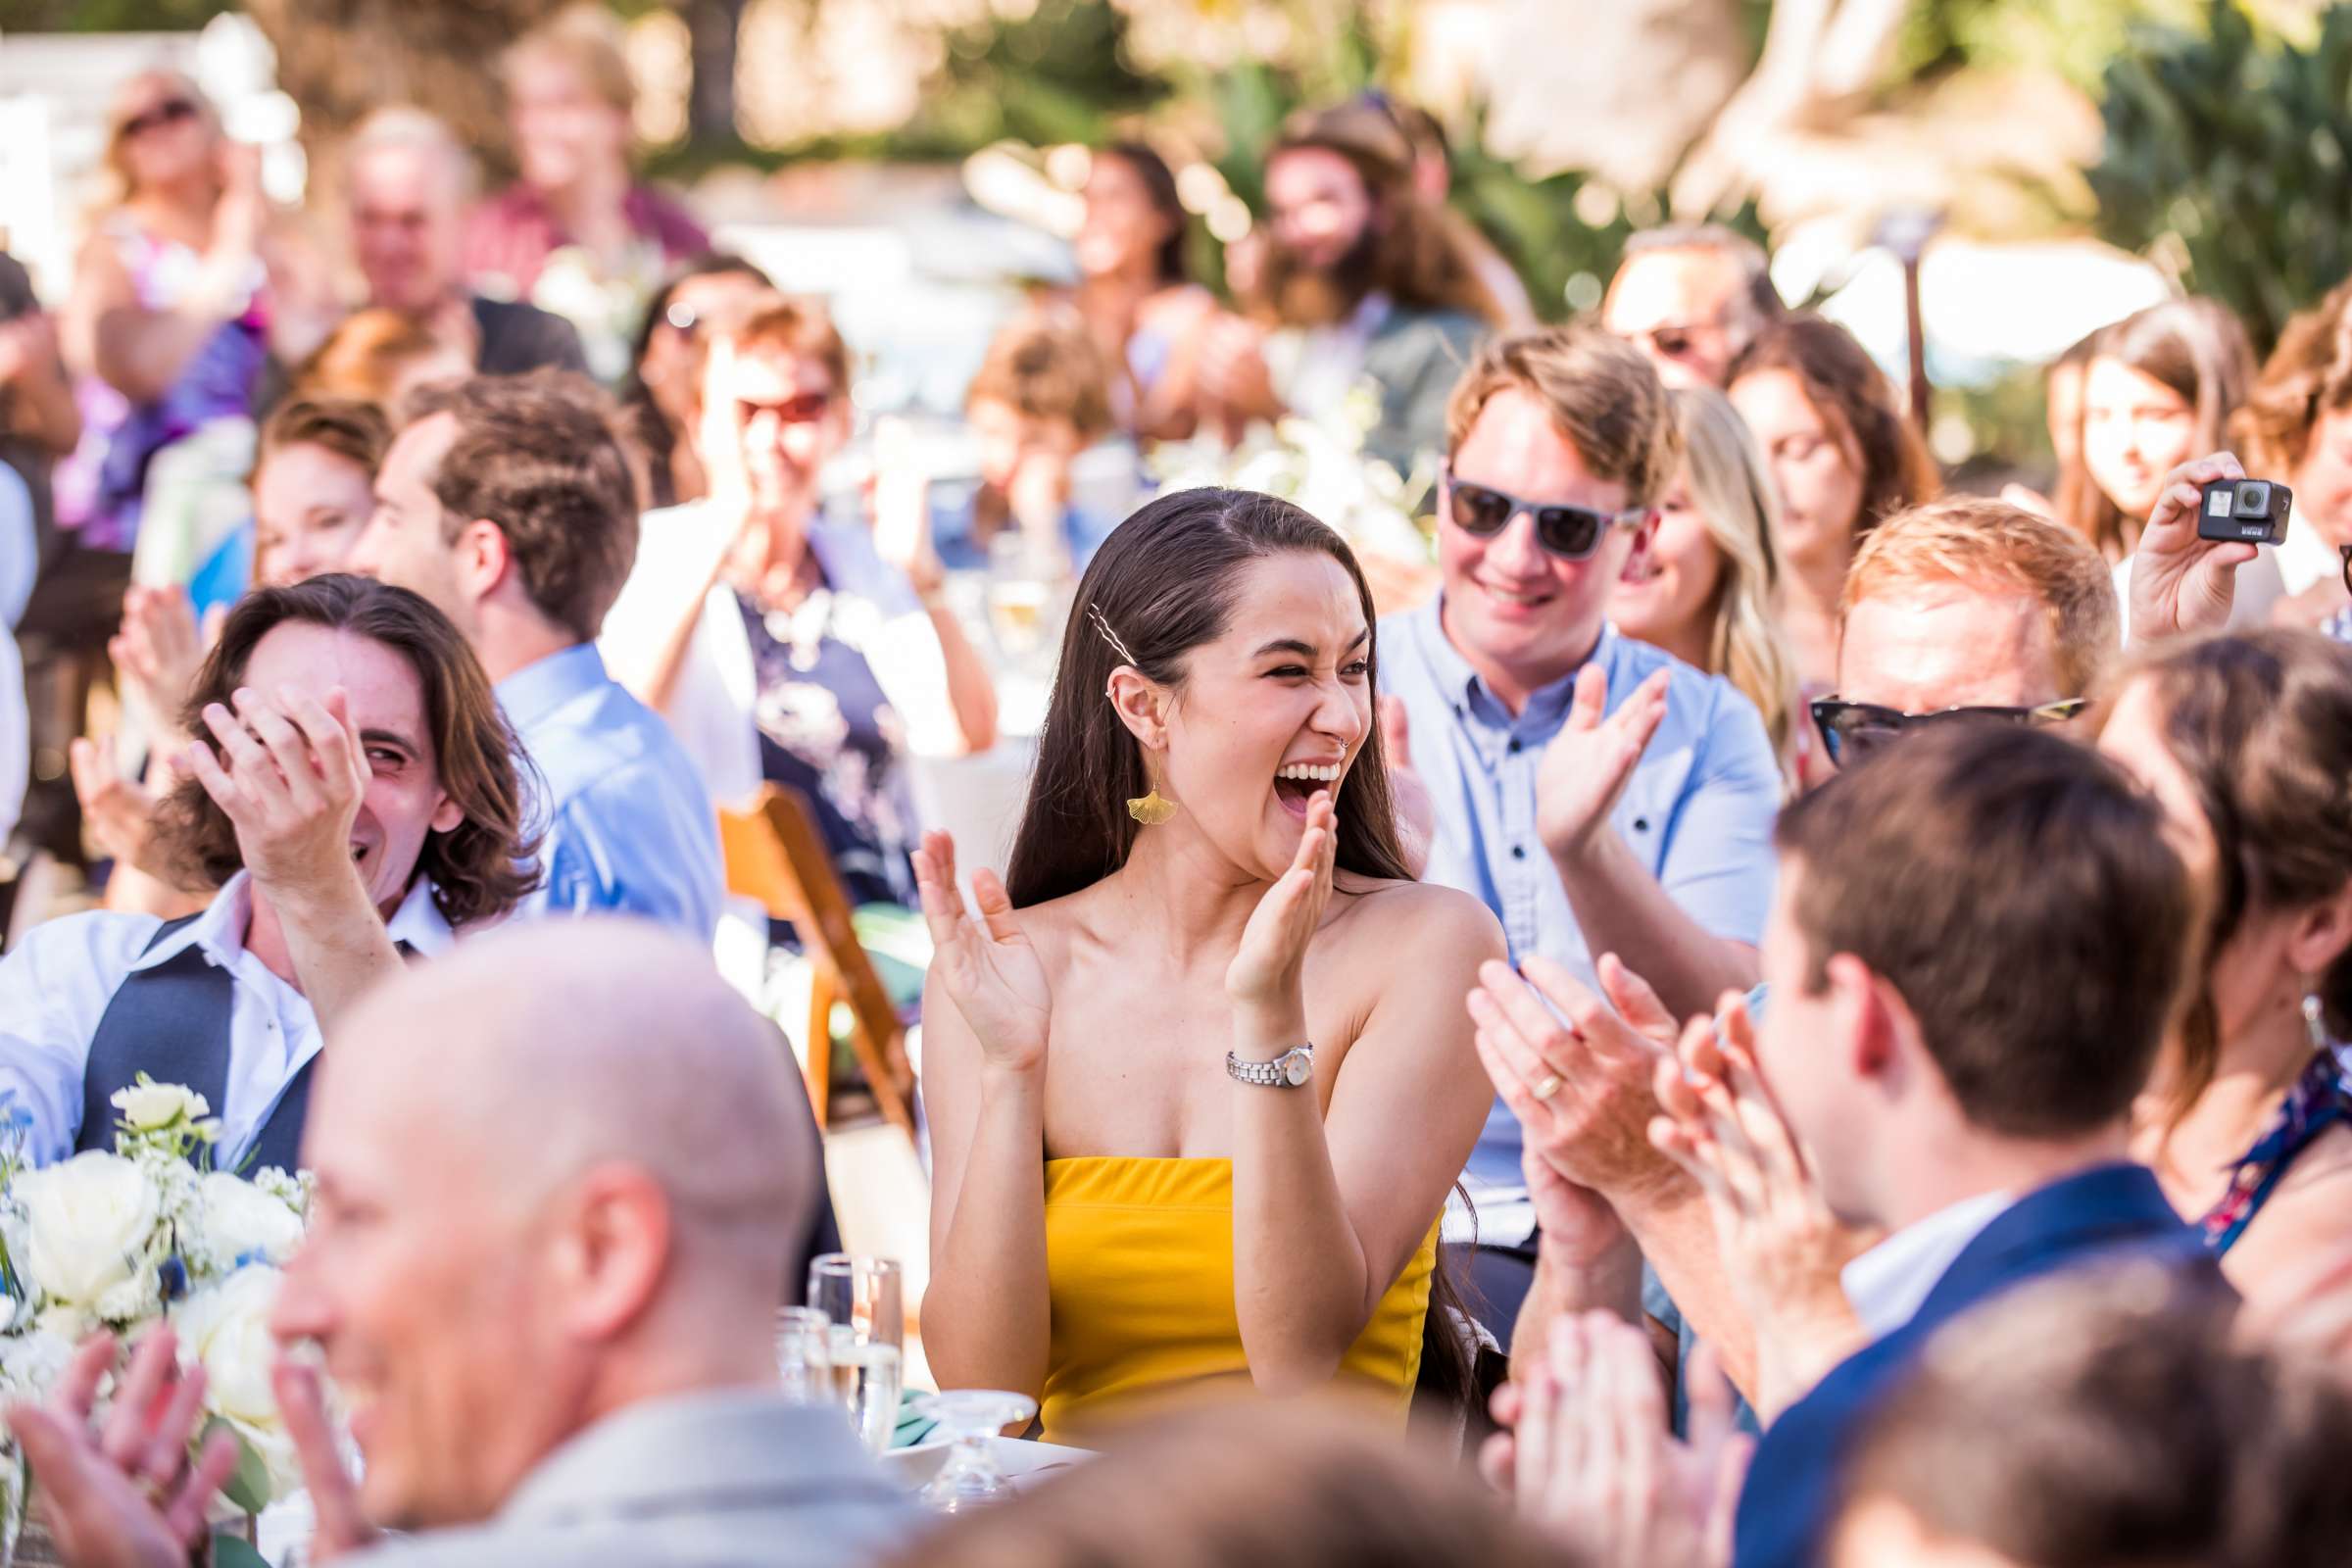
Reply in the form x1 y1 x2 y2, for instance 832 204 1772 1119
1610 385 1803 774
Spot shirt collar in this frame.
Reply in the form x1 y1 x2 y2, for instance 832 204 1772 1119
1406 593 1614 725
1840 1188 2016 1340
126 871 456 975
499 1389 888 1527
495 642 609 735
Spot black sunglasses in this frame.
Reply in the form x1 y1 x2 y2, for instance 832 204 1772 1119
1810 697 2088 768
1443 470 1649 562
2337 543 2351 600
121 98 198 140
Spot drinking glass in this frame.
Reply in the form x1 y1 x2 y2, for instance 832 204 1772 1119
808 1254 905 1454
913 1391 1038 1513
774 1306 830 1405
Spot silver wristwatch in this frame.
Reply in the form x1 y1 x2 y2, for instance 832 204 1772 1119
1228 1044 1315 1089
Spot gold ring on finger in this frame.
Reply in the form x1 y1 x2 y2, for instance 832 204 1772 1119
1532 1073 1564 1102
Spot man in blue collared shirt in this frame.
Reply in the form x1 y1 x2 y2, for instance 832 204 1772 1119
1379 323 1780 1327
352 372 723 939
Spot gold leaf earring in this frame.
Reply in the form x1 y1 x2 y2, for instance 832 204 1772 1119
1127 788 1178 826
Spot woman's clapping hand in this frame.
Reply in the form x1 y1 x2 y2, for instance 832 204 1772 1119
913 831 1052 1077
1226 790 1338 1012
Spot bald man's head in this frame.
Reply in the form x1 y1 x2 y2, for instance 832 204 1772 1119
271 920 816 1532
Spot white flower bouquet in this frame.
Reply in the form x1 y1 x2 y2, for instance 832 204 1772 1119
0 1078 311 1566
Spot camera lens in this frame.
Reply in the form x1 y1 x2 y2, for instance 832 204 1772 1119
2235 481 2272 518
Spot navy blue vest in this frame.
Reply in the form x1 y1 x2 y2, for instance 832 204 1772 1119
74 915 314 1174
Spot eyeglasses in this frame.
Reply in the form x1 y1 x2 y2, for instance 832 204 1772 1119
1809 697 2088 768
737 391 834 426
2337 543 2351 599
1442 470 1649 562
1637 321 1724 363
120 98 197 140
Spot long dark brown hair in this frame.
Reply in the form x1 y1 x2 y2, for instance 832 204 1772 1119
2115 630 2352 1126
1727 311 1937 548
156 573 539 925
1006 488 1411 907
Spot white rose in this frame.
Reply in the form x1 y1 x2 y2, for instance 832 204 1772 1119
110 1082 210 1132
195 1173 305 1273
0 1328 74 1400
15 1152 163 1306
176 1266 299 1499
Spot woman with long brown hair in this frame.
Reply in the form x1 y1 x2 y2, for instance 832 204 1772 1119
915 488 1500 1444
2097 628 2352 1299
1727 313 1936 694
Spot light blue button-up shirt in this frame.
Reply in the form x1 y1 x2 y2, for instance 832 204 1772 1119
499 643 724 940
1379 597 1783 1241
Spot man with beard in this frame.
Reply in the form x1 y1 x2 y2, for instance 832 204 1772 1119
1200 100 1503 472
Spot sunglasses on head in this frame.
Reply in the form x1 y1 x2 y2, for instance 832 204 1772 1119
1443 470 1649 562
121 98 197 140
1809 697 2087 768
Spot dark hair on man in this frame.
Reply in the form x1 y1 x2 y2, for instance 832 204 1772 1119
2115 629 2352 1123
1728 312 1937 546
1774 722 2197 1139
404 370 642 643
155 573 538 926
1836 1263 2352 1568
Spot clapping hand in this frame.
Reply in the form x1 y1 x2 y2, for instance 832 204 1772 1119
110 585 204 738
1227 790 1338 1011
5 1329 241 1568
1512 1313 1749 1568
68 732 166 879
1648 993 1869 1417
912 831 1052 1077
1470 953 1687 1218
1538 667 1669 863
1380 697 1436 879
2127 451 2255 644
184 685 368 903
271 1359 376 1563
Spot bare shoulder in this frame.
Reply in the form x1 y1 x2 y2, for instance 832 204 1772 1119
1330 878 1504 966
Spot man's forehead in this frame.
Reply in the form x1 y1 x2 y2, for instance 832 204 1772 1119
1610 250 1739 322
1838 588 2061 708
246 623 428 726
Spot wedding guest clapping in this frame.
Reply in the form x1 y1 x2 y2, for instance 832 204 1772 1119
1726 314 1936 694
349 371 722 938
1667 724 2209 1568
0 575 533 1172
620 254 774 509
601 300 998 903
2097 630 2352 1298
13 919 907 1568
1384 324 1780 1341
917 489 1502 1444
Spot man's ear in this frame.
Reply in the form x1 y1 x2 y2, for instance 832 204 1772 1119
550 1164 672 1345
1620 511 1660 580
454 517 511 603
1106 666 1171 754
1826 953 1899 1085
2285 882 2352 983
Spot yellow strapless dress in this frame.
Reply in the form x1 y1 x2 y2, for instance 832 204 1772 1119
1039 1155 1437 1446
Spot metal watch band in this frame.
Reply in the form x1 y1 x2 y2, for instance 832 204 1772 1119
1227 1044 1314 1089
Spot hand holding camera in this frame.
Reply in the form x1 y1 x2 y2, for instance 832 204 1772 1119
2128 451 2265 647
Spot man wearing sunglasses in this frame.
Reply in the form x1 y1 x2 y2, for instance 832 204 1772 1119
1601 225 1783 392
345 109 587 381
1819 496 2117 773
1379 323 1783 1340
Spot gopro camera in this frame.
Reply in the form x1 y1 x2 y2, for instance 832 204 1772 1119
2197 478 2292 546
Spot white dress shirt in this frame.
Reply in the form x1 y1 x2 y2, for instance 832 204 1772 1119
1839 1188 2016 1341
0 872 453 1167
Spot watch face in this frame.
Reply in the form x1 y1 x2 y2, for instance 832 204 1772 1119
1283 1054 1311 1087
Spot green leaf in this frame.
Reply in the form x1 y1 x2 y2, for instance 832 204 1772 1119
207 1419 273 1517
211 1535 271 1568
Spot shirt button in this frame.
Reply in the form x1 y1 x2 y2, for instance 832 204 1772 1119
1511 845 1527 860
1506 739 1522 755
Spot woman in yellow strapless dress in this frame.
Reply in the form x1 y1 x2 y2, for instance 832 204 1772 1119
913 491 1502 1445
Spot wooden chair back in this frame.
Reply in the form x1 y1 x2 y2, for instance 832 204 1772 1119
716 785 917 1141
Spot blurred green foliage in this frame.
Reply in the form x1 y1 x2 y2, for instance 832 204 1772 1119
1895 0 2206 90
2089 0 2352 351
0 0 225 28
